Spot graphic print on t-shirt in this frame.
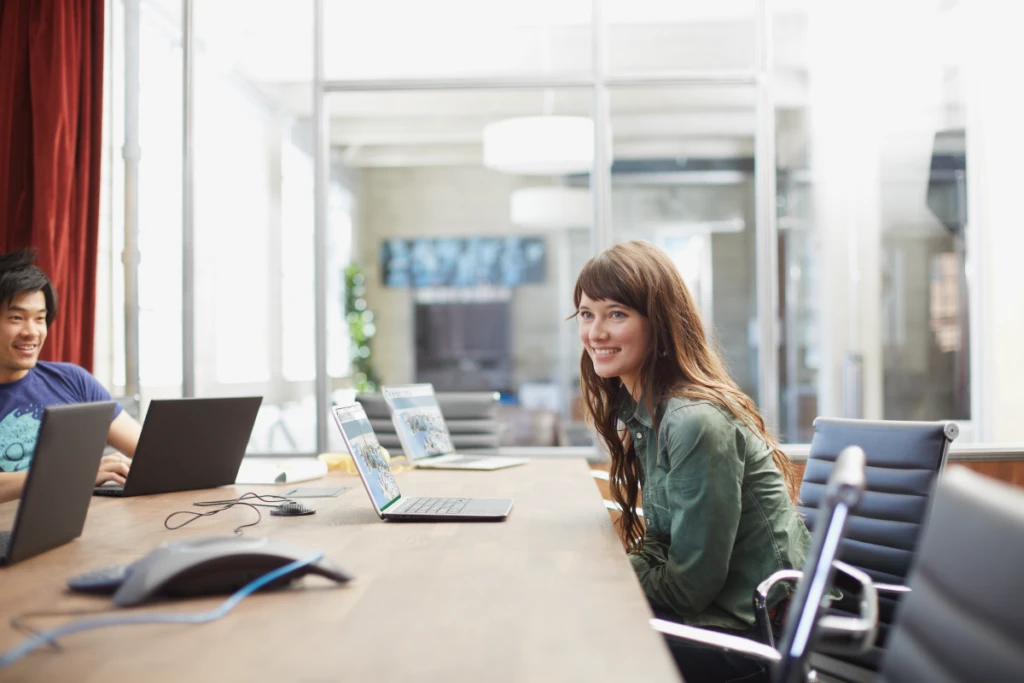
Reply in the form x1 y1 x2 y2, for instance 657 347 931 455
0 404 44 472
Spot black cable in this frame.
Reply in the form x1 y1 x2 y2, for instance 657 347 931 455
164 502 263 535
164 492 300 535
193 492 292 508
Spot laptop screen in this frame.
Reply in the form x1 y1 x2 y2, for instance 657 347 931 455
381 384 455 461
331 404 402 513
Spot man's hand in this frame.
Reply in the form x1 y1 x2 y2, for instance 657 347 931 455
95 452 132 486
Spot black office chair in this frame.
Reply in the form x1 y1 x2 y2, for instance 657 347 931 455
764 417 957 681
653 446 879 683
355 391 502 455
875 466 1024 683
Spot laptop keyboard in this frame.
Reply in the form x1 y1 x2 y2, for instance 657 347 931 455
399 497 470 515
93 485 125 497
451 456 486 465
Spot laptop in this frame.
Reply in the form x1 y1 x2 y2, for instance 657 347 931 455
331 403 513 521
93 396 262 497
1 402 114 566
381 384 526 470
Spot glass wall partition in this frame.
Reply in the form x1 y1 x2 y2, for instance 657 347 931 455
190 0 327 453
608 85 760 402
773 1 971 441
325 88 593 449
99 0 185 410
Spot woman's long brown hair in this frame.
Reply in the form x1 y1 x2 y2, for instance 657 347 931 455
573 240 799 551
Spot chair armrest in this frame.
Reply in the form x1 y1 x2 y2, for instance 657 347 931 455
650 618 781 665
832 564 910 599
814 561 878 655
753 569 804 647
752 562 881 653
831 567 911 597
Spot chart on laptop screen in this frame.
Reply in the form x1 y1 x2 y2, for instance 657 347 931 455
382 385 454 458
334 405 401 509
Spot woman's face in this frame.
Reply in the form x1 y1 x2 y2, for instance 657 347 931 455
577 292 652 399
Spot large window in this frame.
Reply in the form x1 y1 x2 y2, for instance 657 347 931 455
99 0 990 451
773 1 970 440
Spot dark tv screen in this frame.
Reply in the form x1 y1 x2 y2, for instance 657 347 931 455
380 236 546 288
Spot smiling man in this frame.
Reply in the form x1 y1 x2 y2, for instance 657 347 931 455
0 250 142 504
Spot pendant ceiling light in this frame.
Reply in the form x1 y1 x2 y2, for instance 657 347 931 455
482 115 594 176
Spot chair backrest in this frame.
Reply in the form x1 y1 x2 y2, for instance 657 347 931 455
356 391 502 454
774 446 868 683
877 467 1024 683
801 417 957 671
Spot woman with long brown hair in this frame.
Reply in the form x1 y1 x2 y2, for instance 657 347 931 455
574 240 810 683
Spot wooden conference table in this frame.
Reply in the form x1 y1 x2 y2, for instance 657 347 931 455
0 460 680 682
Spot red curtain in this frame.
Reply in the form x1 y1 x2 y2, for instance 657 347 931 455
0 0 105 371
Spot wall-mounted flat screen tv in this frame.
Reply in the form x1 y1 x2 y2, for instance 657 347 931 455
380 236 546 288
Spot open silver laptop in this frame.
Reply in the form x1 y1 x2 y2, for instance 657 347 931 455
381 384 525 470
331 403 513 521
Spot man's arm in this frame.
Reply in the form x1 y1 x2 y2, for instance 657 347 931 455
0 472 28 505
93 411 144 486
107 411 142 458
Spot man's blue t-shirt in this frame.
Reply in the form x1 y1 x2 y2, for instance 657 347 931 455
0 361 123 473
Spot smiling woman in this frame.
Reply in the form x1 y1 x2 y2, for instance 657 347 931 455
572 240 808 683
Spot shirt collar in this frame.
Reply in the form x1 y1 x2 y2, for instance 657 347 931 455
617 386 653 430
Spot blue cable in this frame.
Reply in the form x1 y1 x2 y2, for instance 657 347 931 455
0 551 326 669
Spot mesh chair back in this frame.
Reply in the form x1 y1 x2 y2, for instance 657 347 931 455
877 467 1024 683
801 417 957 671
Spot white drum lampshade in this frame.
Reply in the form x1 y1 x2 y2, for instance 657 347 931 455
482 116 594 175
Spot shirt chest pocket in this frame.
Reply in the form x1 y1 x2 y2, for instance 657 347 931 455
642 485 672 538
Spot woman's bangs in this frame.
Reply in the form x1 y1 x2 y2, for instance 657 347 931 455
576 256 644 313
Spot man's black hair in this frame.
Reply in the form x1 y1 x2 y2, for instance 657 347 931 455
0 249 58 326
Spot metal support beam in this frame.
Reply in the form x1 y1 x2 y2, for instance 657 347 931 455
321 71 757 93
755 0 780 432
182 0 196 397
591 0 613 252
123 0 141 405
313 0 330 454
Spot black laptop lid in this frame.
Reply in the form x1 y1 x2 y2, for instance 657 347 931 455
7 402 114 565
122 396 262 496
